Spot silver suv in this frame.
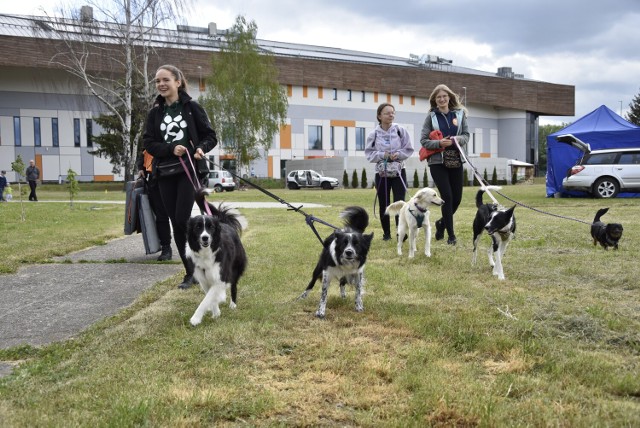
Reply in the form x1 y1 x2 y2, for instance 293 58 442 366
208 170 236 192
559 134 640 198
286 170 340 190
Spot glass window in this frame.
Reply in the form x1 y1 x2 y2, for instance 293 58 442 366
361 91 366 102
347 89 352 101
586 153 617 165
14 117 21 146
355 127 366 150
86 119 93 148
618 152 640 165
34 117 41 147
52 118 59 147
332 88 337 100
308 125 322 150
344 127 348 151
330 126 335 150
74 119 81 147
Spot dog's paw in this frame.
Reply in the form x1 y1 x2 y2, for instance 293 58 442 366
314 311 326 319
190 316 202 326
297 291 310 300
355 305 364 312
229 301 237 310
425 251 431 257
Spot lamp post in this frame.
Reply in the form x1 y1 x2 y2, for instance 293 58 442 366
462 87 467 107
619 100 623 116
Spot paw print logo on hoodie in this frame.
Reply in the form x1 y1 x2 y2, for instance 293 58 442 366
161 114 188 143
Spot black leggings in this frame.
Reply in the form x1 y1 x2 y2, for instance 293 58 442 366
157 173 195 273
375 170 407 237
429 164 464 238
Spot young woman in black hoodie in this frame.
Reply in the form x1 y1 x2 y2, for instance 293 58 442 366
143 64 218 288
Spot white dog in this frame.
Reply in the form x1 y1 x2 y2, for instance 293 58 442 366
385 187 444 258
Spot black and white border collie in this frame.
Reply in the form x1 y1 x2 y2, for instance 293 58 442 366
186 189 247 326
298 206 373 318
472 186 516 281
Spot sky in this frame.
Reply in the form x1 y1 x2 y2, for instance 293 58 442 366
4 0 640 126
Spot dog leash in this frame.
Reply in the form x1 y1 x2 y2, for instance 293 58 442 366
201 158 338 245
452 139 591 225
179 155 213 216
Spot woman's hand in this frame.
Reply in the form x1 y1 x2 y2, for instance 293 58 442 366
194 148 205 160
173 145 188 157
440 138 454 148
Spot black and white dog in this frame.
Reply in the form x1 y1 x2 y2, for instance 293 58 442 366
472 186 516 281
591 207 623 250
298 206 374 318
186 189 248 326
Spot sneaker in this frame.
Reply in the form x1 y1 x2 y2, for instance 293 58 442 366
447 236 457 246
157 245 172 261
178 274 196 289
435 219 445 241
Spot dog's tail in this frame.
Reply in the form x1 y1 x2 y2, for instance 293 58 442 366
340 206 369 233
384 201 406 217
476 185 502 208
195 187 248 233
593 207 609 223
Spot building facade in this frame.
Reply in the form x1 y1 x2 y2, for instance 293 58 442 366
0 12 574 183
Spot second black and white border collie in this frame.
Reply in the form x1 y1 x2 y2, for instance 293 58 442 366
186 189 248 326
472 186 516 281
298 206 374 318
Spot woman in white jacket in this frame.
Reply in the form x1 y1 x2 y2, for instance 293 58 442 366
365 103 414 241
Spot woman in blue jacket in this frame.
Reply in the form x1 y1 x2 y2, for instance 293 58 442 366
143 64 218 289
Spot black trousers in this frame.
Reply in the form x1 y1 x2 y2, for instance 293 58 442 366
374 170 407 237
28 180 37 201
157 173 195 273
429 164 464 238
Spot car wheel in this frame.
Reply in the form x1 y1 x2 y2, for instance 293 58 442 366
321 182 332 190
214 184 223 193
287 182 299 190
593 177 619 198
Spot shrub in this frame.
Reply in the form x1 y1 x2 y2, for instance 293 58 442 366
343 170 349 188
361 168 368 189
351 170 359 189
413 170 419 188
423 168 429 187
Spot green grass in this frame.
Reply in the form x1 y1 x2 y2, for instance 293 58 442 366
1 184 639 426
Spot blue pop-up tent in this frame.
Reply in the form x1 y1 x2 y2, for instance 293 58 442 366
546 105 640 197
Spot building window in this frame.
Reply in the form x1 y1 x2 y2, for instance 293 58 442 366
13 117 21 146
308 125 322 150
74 118 81 147
344 127 348 151
332 88 337 100
330 126 335 150
86 119 93 148
52 118 59 147
361 91 366 102
356 127 366 150
34 117 41 147
347 89 352 101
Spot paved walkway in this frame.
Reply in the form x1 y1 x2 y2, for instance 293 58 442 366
0 201 327 377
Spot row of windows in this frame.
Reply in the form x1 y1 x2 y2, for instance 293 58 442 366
7 117 92 148
308 125 367 151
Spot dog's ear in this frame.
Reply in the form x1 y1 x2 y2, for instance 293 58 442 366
506 205 516 216
364 232 374 247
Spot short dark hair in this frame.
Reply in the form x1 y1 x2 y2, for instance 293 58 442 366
376 103 395 124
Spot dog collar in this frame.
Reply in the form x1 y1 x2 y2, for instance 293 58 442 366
413 203 427 213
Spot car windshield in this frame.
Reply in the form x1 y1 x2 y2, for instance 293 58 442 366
222 171 233 178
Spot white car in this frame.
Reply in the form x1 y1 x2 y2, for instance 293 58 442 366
287 170 340 190
208 170 236 192
559 134 640 198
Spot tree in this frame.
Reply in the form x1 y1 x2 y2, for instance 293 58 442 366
66 168 80 207
491 166 498 185
351 170 359 189
625 89 640 125
422 168 429 187
412 170 419 188
361 168 368 189
11 155 27 221
200 15 288 173
343 170 349 188
47 0 191 182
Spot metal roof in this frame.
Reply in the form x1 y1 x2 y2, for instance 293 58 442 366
0 12 504 79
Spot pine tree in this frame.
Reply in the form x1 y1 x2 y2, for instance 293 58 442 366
343 170 349 188
351 170 359 189
413 170 419 188
491 166 498 185
463 168 469 186
423 168 429 187
626 89 640 125
361 168 368 189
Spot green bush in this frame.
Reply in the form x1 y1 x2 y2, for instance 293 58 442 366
361 168 368 189
413 170 419 188
343 170 349 188
422 168 429 187
351 170 359 189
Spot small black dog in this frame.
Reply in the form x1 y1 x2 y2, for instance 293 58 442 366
591 207 623 250
472 186 516 280
298 206 374 318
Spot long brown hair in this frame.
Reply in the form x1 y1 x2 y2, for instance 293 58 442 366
429 84 465 112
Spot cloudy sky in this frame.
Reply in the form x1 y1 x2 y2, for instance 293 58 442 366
4 0 640 125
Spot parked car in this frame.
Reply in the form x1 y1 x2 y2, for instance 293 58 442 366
558 134 640 198
207 169 236 192
286 170 340 190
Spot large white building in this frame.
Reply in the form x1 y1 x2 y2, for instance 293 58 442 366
0 11 574 183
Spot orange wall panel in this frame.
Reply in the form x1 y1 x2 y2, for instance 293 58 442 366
280 124 292 149
94 175 114 181
330 120 355 127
